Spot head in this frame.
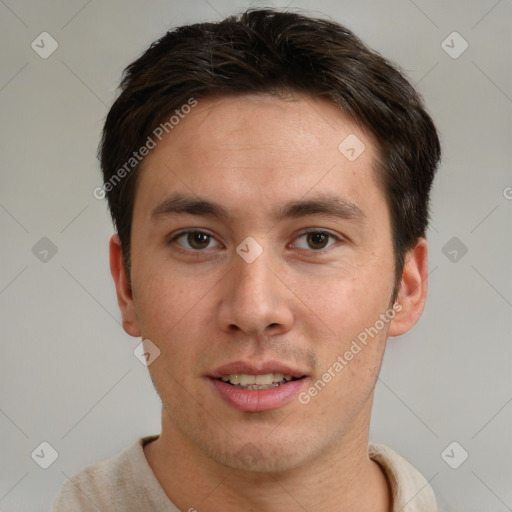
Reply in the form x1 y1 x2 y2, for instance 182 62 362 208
100 8 440 296
104 9 440 473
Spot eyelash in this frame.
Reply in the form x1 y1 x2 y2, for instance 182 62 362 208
169 228 343 253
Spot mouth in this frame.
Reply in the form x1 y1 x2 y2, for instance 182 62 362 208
217 373 305 390
208 362 309 412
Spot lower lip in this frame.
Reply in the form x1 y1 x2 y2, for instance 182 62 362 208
209 378 307 412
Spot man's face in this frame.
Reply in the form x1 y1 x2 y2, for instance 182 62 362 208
121 93 401 471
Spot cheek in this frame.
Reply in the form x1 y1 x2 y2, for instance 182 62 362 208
292 266 392 338
132 264 211 347
291 263 393 405
134 274 211 390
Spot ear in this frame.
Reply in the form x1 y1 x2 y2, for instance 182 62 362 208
388 237 428 337
109 234 141 337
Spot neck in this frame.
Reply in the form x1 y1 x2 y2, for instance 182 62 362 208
144 402 391 512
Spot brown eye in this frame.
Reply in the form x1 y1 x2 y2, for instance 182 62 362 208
294 230 339 251
174 231 219 250
307 232 329 250
188 232 211 249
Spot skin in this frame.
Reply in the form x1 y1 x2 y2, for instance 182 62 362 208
110 92 428 512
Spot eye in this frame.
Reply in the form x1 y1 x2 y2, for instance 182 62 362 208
293 230 340 251
172 230 221 251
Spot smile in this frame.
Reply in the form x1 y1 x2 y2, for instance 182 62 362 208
210 374 307 412
218 373 300 389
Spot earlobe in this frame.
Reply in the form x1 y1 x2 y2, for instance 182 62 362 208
109 234 141 337
388 238 428 338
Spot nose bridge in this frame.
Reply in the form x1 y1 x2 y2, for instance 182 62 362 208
233 248 274 312
236 251 270 299
218 244 292 336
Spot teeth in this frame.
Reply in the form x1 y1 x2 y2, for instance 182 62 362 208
229 374 241 385
239 374 256 386
255 374 270 385
219 373 295 387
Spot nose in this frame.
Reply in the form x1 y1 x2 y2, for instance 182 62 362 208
217 248 294 338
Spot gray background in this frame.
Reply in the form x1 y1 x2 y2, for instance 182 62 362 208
1 0 511 510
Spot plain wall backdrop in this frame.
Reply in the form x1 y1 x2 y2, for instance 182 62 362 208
1 0 511 510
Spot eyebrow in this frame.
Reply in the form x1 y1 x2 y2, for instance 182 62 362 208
151 192 366 224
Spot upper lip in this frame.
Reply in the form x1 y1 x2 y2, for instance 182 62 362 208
209 361 308 379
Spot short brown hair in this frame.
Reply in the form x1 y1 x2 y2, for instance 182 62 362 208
99 8 441 295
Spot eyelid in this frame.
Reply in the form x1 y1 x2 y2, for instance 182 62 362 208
169 229 222 250
167 227 345 252
291 228 344 251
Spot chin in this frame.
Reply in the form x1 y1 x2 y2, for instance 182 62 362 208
207 434 316 474
164 397 330 473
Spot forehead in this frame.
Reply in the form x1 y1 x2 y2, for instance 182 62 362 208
135 93 385 222
167 93 374 164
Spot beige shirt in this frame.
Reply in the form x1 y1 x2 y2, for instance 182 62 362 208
52 436 438 511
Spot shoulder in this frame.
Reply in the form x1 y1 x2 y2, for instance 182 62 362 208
52 435 171 511
369 443 438 512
